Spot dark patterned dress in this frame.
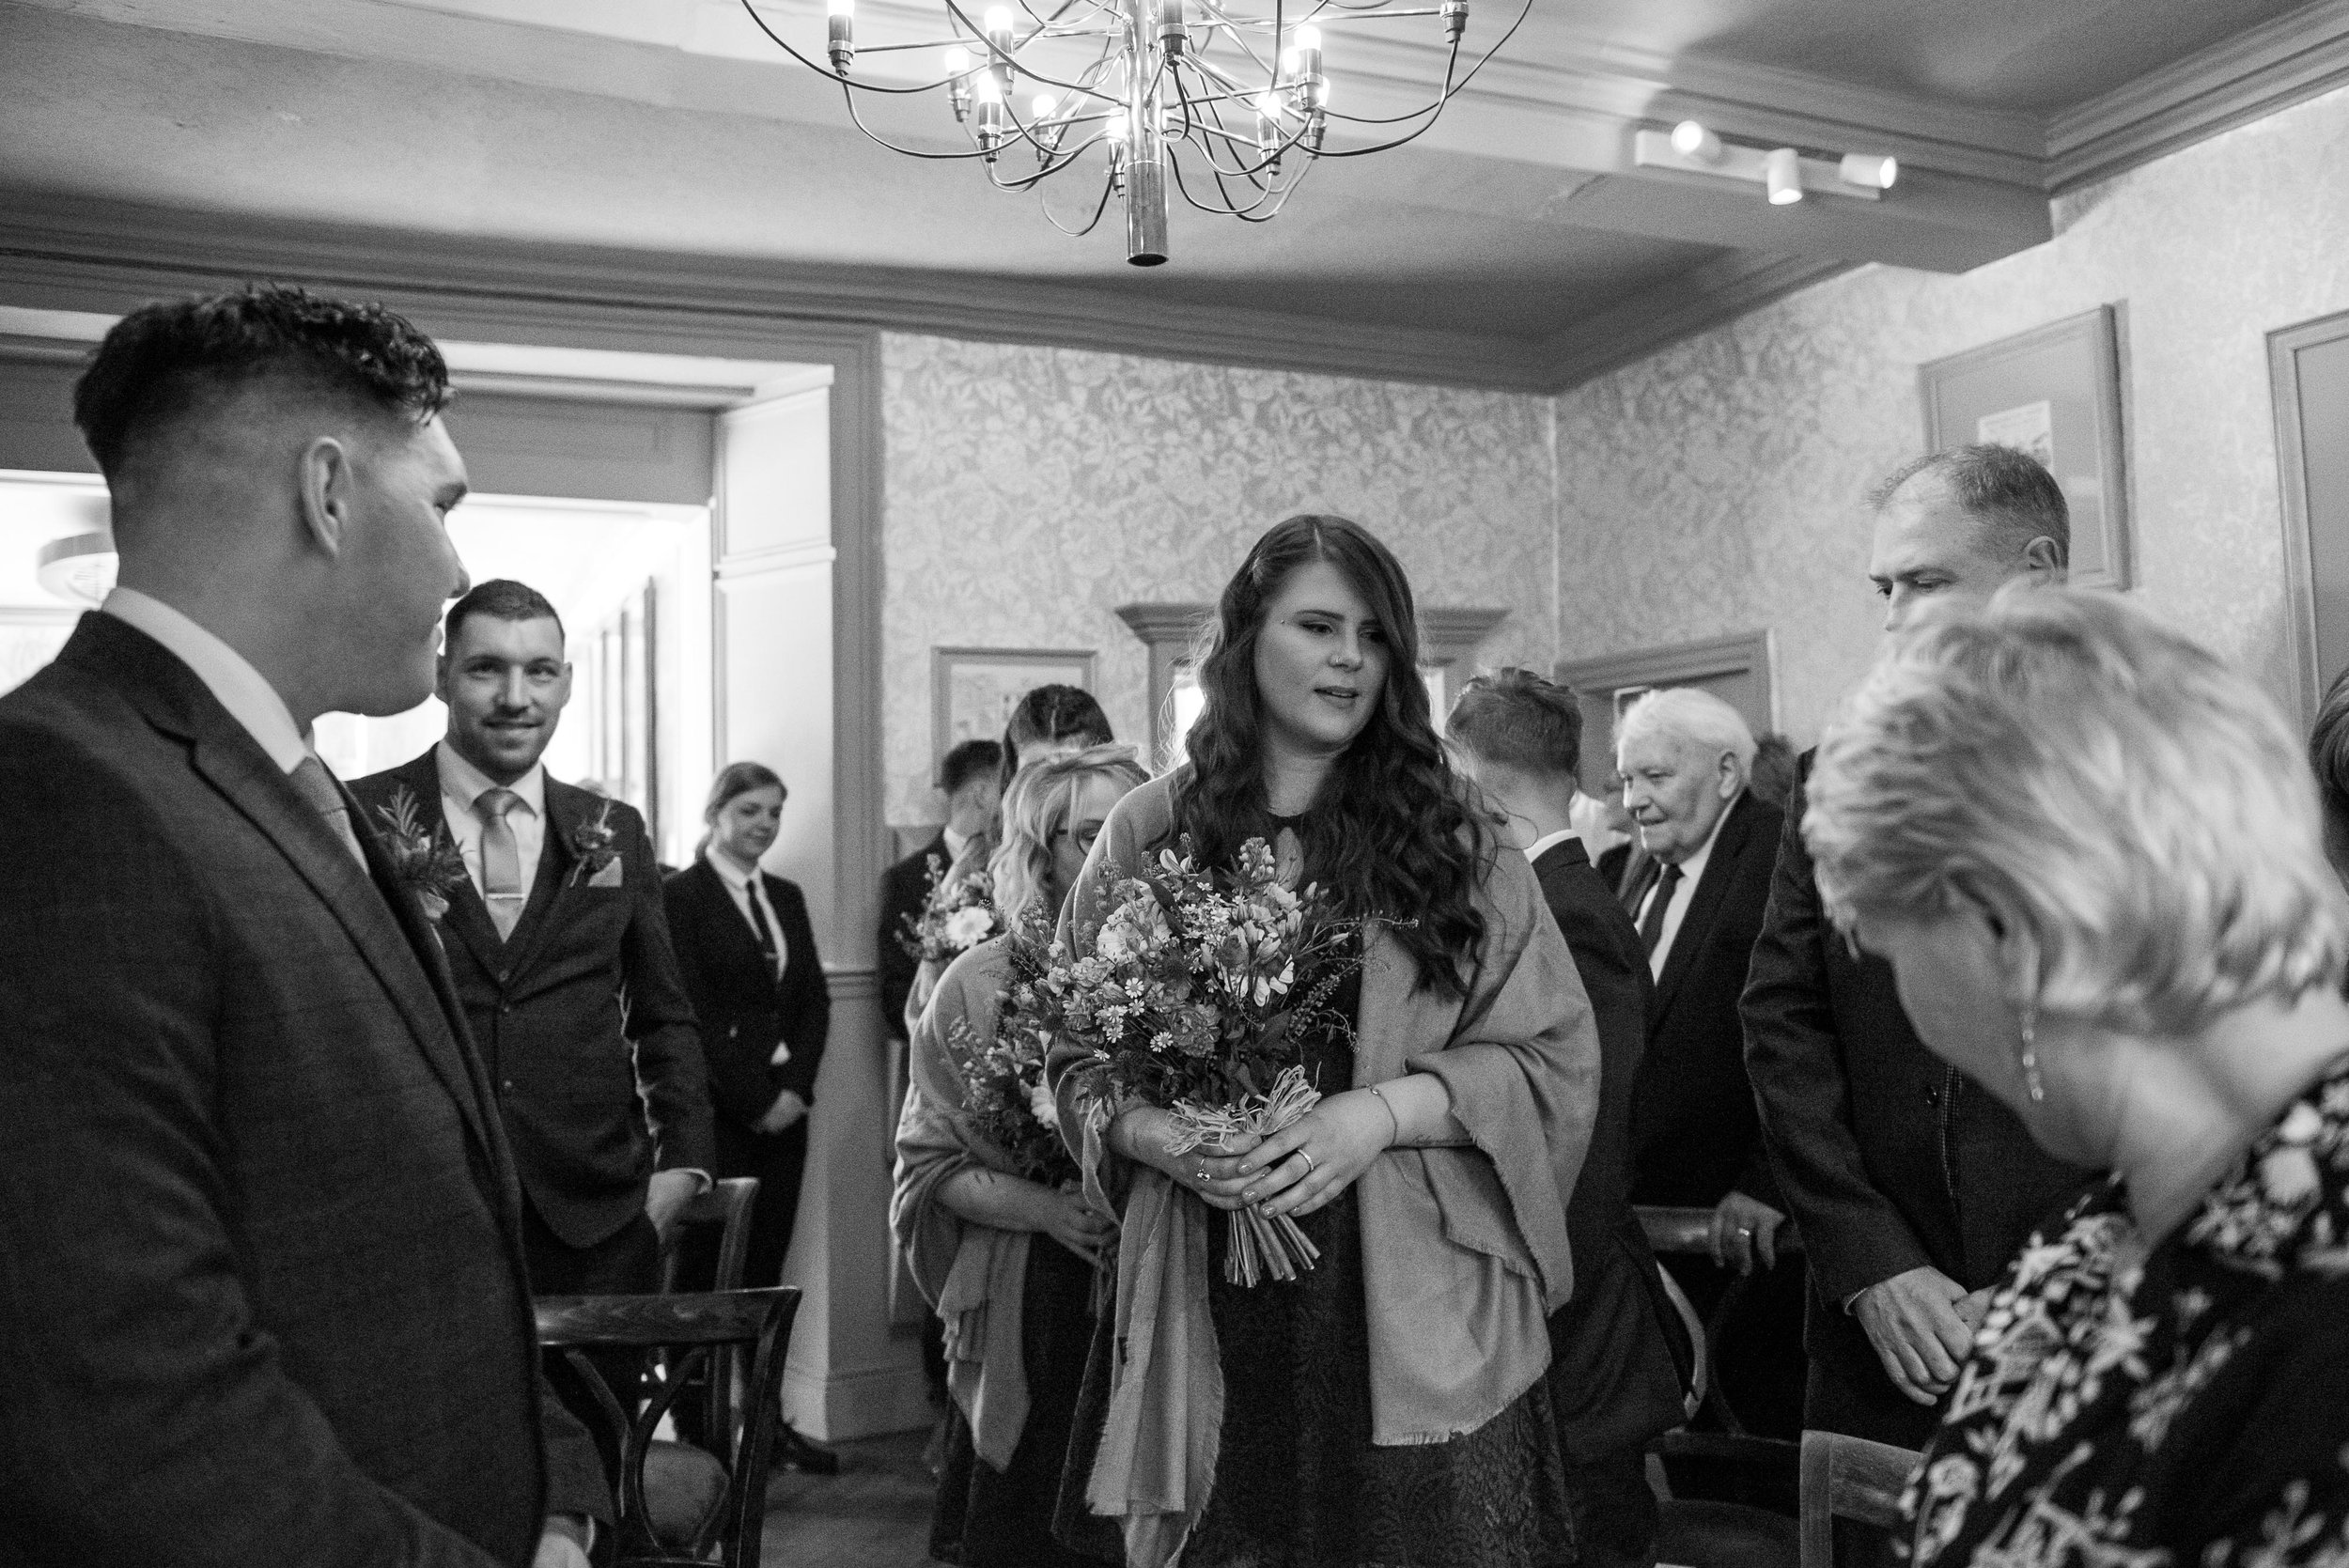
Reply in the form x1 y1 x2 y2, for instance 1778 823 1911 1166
928 1235 1108 1567
1183 957 1578 1568
1903 1054 2349 1568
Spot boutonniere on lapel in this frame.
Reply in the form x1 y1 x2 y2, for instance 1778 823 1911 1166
569 800 625 889
373 786 469 924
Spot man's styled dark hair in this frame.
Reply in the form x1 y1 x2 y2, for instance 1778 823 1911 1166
443 579 564 649
1868 443 2071 567
939 738 1003 798
72 284 451 480
1446 668 1583 781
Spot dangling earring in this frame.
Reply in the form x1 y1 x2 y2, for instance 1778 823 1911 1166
2017 1002 2046 1105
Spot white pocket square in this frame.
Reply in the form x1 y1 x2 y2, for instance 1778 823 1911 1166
769 1041 793 1067
587 859 625 889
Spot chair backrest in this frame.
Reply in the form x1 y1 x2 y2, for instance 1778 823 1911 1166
661 1176 761 1295
1797 1430 1921 1568
537 1286 802 1568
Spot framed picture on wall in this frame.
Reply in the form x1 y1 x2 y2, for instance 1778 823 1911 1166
1921 304 2131 589
931 646 1097 772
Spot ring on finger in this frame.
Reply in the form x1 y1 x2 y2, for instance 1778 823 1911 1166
1296 1150 1316 1175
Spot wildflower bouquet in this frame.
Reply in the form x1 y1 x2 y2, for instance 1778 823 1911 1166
899 854 1003 966
1043 836 1363 1285
945 939 1079 1188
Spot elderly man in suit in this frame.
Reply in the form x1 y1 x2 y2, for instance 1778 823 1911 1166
1617 686 1807 1440
1449 670 1688 1568
1741 444 2095 1449
0 285 606 1566
352 582 715 1308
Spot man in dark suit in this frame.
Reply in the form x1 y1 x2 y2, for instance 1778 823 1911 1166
353 580 715 1312
1450 671 1688 1568
1741 445 2095 1449
0 286 605 1565
1616 686 1807 1441
878 737 1002 1048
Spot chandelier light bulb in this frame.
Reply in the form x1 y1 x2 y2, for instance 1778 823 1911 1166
1104 107 1130 141
1254 91 1283 120
1765 147 1803 205
1670 119 1723 163
1839 152 1899 190
1033 92 1056 117
973 72 1002 103
824 0 854 75
942 44 972 73
1294 23 1322 51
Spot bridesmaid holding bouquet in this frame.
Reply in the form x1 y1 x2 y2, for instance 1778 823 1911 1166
894 743 1147 1567
1052 515 1603 1568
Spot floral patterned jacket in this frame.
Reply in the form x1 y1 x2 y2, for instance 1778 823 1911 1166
1905 1057 2349 1568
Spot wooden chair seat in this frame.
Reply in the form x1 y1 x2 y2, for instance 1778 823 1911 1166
1797 1431 1921 1568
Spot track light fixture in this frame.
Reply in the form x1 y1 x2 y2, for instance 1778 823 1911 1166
1637 120 1899 204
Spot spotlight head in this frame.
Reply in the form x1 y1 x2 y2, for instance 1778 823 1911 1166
1766 147 1803 205
1839 152 1898 190
1670 119 1722 163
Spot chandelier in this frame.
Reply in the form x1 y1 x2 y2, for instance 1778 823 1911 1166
739 0 1528 266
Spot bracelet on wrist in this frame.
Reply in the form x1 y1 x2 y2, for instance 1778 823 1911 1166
1365 1083 1402 1147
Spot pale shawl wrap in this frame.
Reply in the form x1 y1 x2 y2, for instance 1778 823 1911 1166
892 938 1050 1469
1047 771 1602 1568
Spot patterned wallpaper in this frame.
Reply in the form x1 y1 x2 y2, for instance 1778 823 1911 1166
1554 84 2349 746
879 336 1558 825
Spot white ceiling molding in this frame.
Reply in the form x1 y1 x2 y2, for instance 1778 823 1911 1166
2046 0 2349 192
1540 253 1859 393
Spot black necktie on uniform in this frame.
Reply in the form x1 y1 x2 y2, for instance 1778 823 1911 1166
742 879 782 977
1638 862 1684 955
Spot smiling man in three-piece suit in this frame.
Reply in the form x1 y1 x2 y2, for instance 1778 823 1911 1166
0 287 606 1566
351 581 716 1327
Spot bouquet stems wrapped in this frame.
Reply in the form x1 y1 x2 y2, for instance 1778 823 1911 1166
1168 1065 1325 1285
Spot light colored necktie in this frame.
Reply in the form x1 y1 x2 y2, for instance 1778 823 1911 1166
475 787 526 939
289 755 367 869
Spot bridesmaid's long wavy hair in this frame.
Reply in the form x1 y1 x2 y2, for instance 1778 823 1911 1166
1176 514 1486 996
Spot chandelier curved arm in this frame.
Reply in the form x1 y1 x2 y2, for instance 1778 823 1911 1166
1320 0 1528 126
836 83 1003 156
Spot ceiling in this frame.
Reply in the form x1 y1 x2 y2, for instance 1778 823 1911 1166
0 0 2339 389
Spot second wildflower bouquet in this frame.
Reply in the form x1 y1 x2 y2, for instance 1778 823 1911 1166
946 936 1080 1188
1040 835 1363 1285
899 853 1003 965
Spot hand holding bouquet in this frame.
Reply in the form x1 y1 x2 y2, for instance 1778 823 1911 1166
1041 836 1363 1285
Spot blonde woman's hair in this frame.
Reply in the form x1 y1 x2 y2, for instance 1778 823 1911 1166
990 743 1149 925
1805 582 2349 1038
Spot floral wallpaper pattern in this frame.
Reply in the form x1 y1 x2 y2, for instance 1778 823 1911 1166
880 336 1557 824
879 84 2349 824
1553 84 2349 744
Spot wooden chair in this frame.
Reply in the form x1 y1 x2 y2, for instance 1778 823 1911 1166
538 1286 802 1568
1797 1431 1920 1568
661 1175 762 1294
1640 1205 1805 1568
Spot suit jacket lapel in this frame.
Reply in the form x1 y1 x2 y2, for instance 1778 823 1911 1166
183 726 499 1160
1651 794 1751 1029
383 750 506 978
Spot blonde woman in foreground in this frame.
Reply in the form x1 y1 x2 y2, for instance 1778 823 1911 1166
894 744 1144 1567
1805 582 2349 1568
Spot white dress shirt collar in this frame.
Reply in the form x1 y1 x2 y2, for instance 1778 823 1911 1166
941 824 971 864
1522 828 1580 865
706 844 761 894
101 587 309 773
434 737 546 821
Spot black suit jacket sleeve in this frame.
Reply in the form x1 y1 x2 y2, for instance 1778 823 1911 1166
770 878 831 1105
1740 766 1934 1306
0 746 508 1566
877 849 931 1045
616 815 718 1177
662 875 775 1129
